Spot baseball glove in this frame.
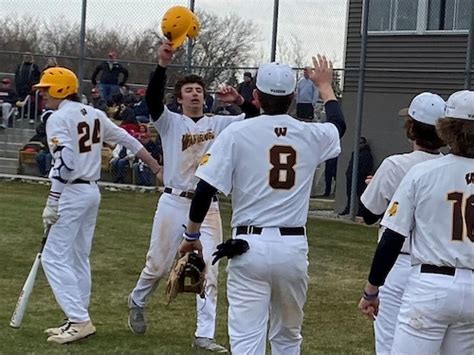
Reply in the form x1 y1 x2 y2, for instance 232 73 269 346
165 252 206 304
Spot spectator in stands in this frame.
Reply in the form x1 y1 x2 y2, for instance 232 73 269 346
133 88 149 123
164 92 181 113
15 52 41 100
237 72 256 103
204 93 214 114
91 51 129 101
119 106 140 134
295 66 319 120
110 143 135 184
119 84 136 106
133 133 162 186
90 88 107 112
0 77 18 129
235 73 260 118
26 110 53 176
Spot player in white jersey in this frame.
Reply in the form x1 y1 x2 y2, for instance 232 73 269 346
359 92 446 354
179 56 345 354
127 40 248 352
32 67 162 344
359 90 474 354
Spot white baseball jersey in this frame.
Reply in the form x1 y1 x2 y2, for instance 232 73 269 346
381 154 474 269
195 114 341 227
46 100 143 181
153 107 245 191
361 150 442 254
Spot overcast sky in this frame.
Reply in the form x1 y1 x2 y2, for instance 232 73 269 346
0 0 348 67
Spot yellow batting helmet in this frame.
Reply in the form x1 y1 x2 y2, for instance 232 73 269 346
187 12 201 40
33 67 78 99
161 6 194 49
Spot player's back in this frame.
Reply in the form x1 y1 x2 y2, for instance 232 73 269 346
226 114 340 227
408 154 474 269
50 101 105 181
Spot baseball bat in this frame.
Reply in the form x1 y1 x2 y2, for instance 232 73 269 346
9 226 50 328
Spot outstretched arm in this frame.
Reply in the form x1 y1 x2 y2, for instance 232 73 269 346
146 40 175 121
309 55 346 138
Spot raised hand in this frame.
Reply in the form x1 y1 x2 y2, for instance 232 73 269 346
158 39 175 67
216 84 244 105
308 54 334 88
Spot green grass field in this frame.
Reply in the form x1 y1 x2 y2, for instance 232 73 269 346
0 180 377 354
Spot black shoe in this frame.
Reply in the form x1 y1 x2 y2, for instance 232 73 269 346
339 208 349 216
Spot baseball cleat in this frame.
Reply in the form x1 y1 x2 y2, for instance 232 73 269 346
44 319 71 336
128 294 146 334
192 337 228 353
46 321 96 344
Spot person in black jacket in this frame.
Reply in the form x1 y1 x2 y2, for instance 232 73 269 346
91 51 129 101
15 53 41 100
340 136 374 216
0 77 19 128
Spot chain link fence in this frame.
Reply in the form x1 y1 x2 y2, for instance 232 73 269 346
0 0 346 186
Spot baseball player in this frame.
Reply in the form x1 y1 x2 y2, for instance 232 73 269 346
358 90 474 354
33 67 161 344
179 55 345 354
360 92 446 354
127 40 248 352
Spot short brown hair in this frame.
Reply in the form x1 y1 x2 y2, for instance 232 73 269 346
174 75 206 99
436 117 474 158
257 90 293 115
404 117 445 150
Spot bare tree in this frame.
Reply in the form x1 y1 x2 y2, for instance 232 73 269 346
0 11 260 89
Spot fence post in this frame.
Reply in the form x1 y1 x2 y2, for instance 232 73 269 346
349 0 370 221
78 0 87 96
186 0 196 73
270 0 279 62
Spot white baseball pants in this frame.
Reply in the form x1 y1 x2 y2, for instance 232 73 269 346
41 183 100 323
391 264 474 355
375 254 411 355
131 192 222 339
227 227 309 355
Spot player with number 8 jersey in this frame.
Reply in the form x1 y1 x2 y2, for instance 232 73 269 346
33 67 162 344
180 55 345 354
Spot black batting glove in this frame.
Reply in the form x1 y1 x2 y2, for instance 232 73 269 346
211 239 250 265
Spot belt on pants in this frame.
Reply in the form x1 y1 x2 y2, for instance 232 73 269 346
420 264 457 276
235 226 305 236
163 187 218 202
71 179 97 185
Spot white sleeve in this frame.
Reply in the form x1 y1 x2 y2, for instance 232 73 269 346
309 122 341 164
360 159 396 215
195 129 235 196
100 112 143 154
213 113 246 135
380 169 418 238
46 112 73 153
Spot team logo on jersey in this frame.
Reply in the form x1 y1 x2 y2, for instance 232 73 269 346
388 202 399 217
199 153 211 166
274 127 287 137
49 136 60 148
182 131 215 151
